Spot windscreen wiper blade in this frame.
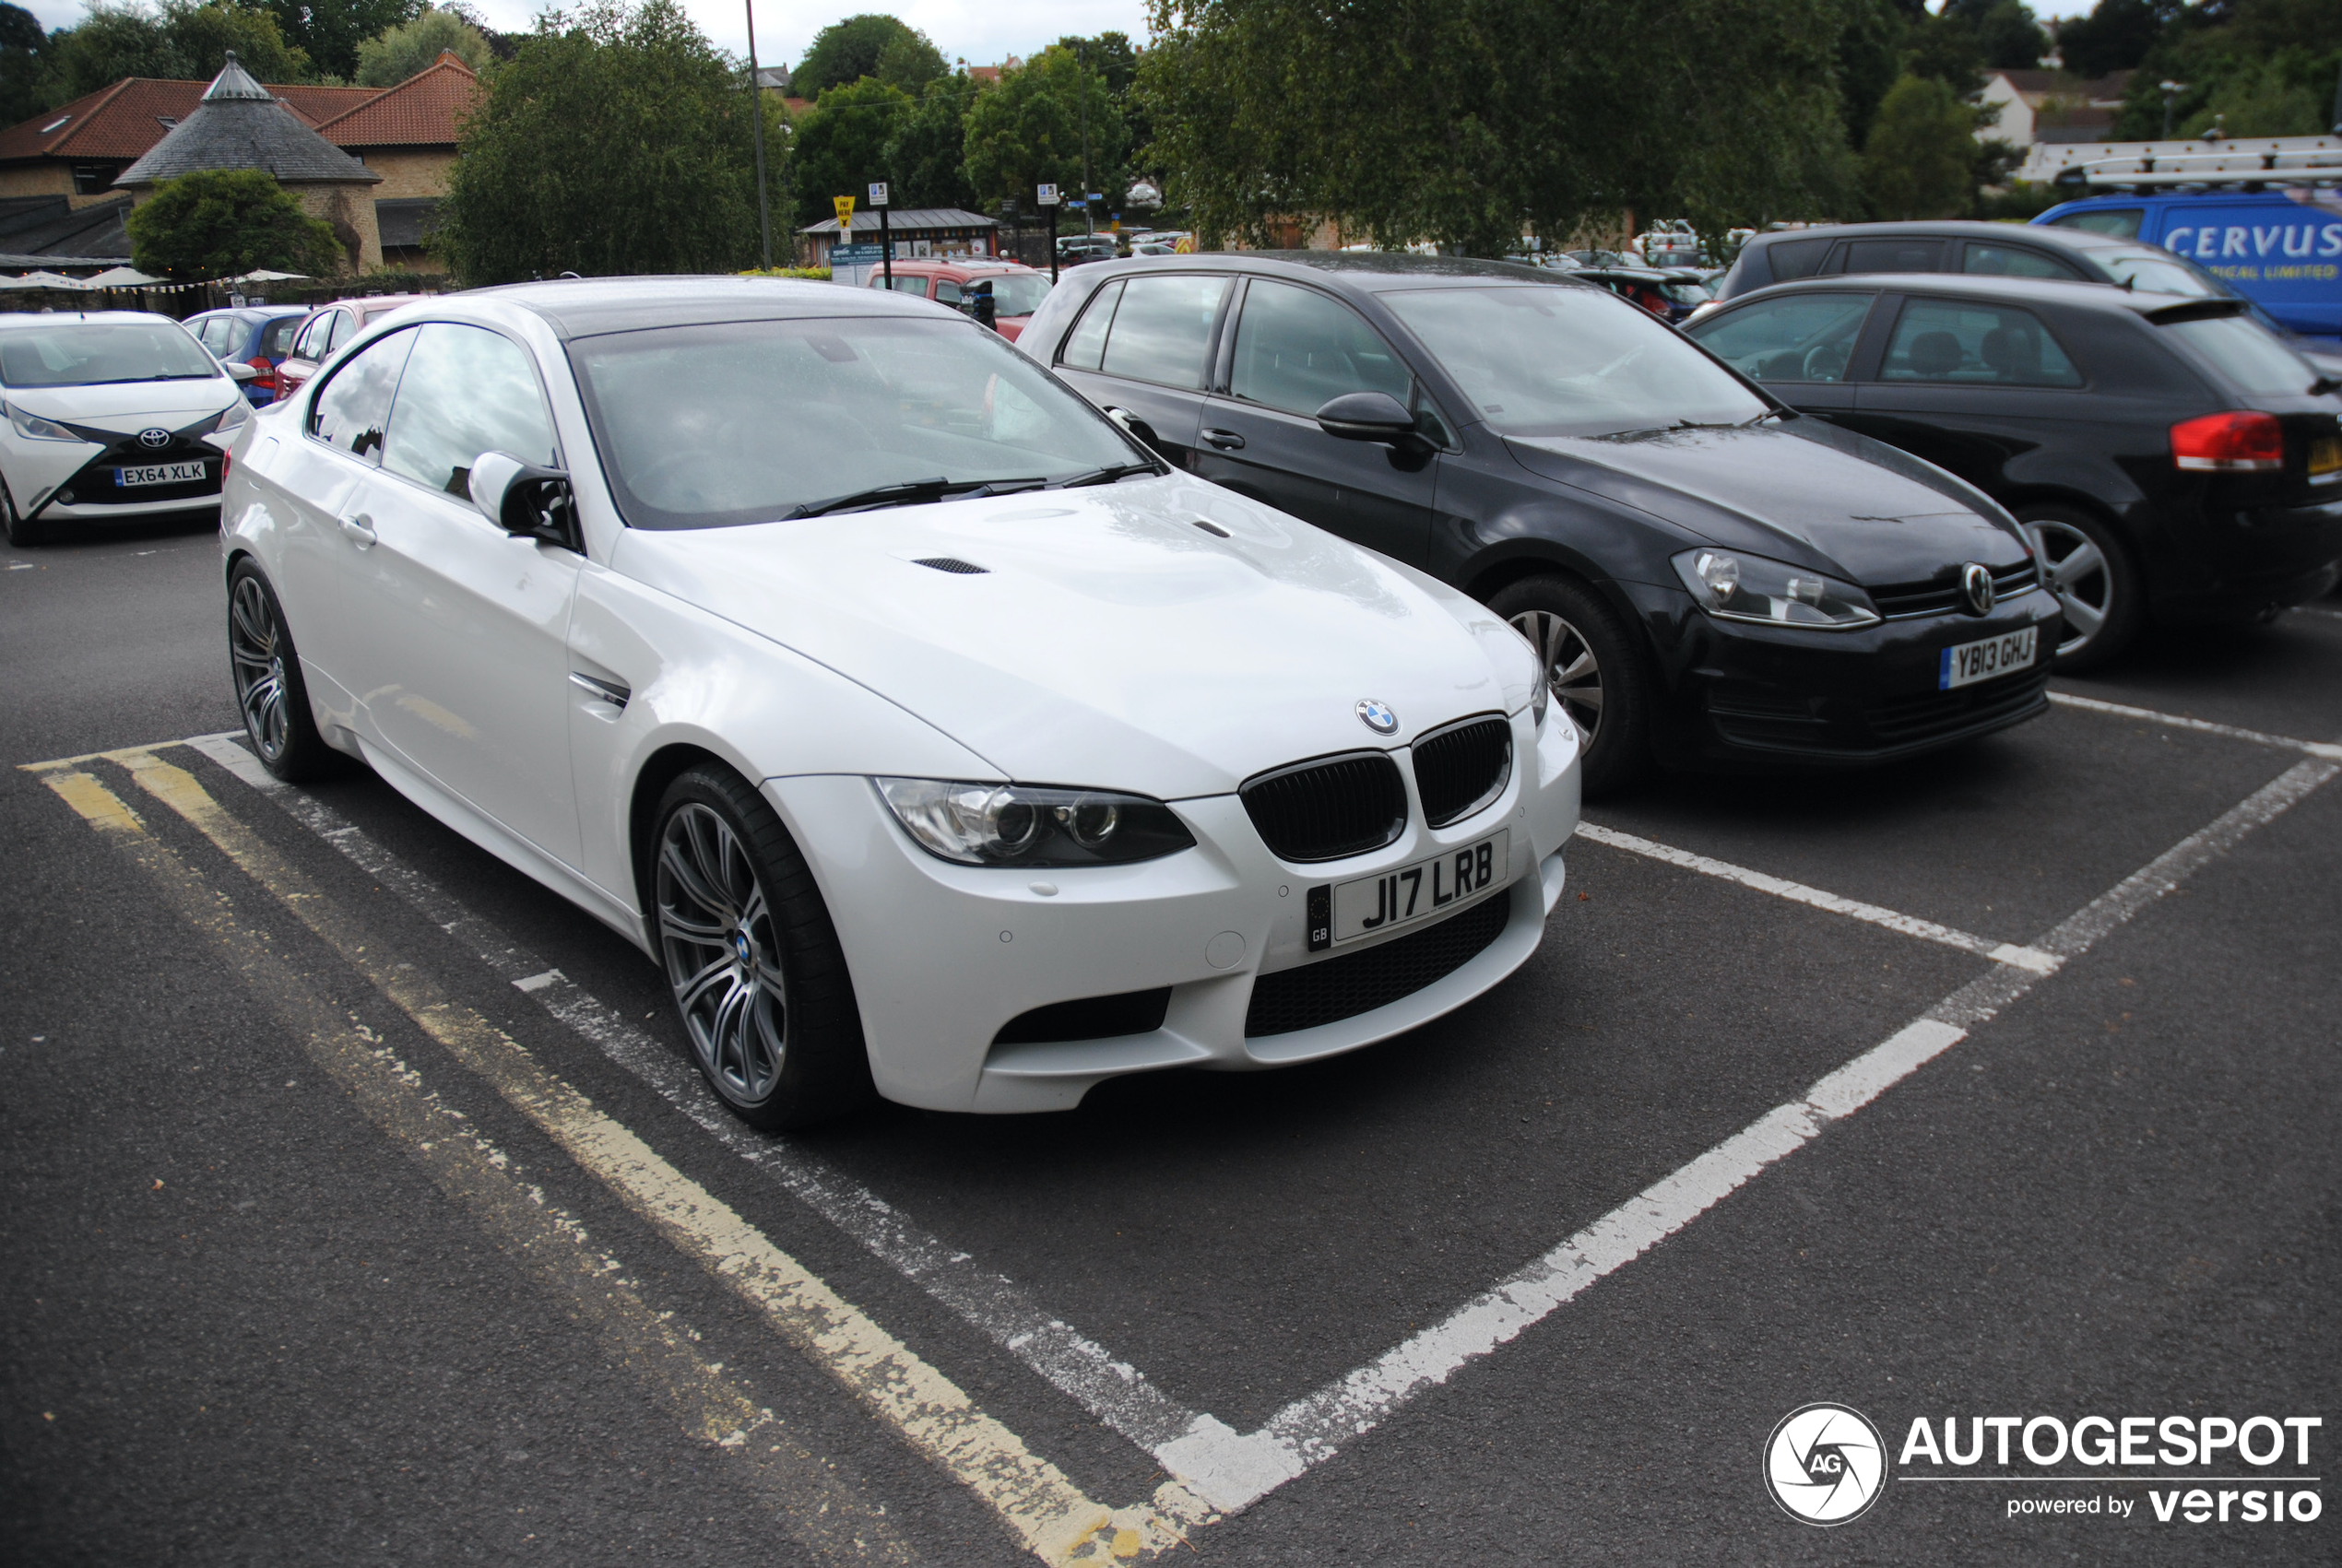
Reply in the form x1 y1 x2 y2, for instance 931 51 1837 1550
1048 460 1166 489
785 476 1046 519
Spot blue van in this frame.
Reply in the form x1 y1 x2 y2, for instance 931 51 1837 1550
2035 189 2342 348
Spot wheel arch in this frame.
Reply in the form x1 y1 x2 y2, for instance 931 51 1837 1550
626 739 727 942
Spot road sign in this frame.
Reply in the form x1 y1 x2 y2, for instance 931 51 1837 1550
868 182 889 207
1036 183 1059 206
833 195 855 229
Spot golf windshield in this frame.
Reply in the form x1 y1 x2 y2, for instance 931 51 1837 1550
568 314 1147 530
1384 284 1768 438
0 322 221 388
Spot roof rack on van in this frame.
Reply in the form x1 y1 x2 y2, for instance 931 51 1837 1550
2083 147 2342 187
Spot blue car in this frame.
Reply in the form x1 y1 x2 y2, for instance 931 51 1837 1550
183 306 309 406
2036 188 2342 349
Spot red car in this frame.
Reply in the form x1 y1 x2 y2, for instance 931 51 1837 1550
862 258 1054 342
271 295 429 401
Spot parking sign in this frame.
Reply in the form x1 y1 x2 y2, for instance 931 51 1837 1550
868 182 889 207
1036 183 1059 206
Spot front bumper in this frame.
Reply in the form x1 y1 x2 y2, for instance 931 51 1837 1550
766 706 1582 1113
13 422 225 522
1631 580 2065 768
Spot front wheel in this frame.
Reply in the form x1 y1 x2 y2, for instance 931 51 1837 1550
2017 504 2138 672
2 480 42 547
1487 573 1652 796
227 560 336 781
652 765 874 1130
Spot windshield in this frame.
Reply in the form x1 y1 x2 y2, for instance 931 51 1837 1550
976 273 1053 315
1382 284 1768 437
0 321 221 388
2161 313 2324 396
2098 250 2222 299
568 314 1148 530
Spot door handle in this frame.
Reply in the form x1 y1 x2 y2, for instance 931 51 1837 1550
1201 428 1247 451
337 513 376 548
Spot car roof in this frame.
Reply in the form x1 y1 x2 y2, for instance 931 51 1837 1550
0 310 176 328
1748 220 2138 255
1064 250 1579 294
866 257 1042 275
467 275 961 338
1719 270 2235 319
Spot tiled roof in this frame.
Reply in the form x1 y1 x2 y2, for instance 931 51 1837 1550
314 53 481 148
0 77 376 164
118 57 379 186
799 206 999 235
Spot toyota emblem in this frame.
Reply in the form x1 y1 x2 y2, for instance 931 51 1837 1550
1355 699 1399 735
1959 561 1995 617
136 427 170 449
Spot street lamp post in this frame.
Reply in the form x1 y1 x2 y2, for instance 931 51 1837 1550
745 0 771 267
2160 79 2185 141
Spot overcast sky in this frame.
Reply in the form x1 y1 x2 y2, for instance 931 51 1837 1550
18 0 2104 76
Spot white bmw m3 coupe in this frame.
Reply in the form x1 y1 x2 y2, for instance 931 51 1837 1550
2 312 253 546
219 277 1581 1126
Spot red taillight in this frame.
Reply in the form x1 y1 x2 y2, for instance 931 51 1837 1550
246 354 276 393
2170 410 2283 472
220 448 231 481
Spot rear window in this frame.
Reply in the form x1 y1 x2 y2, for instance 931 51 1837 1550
259 315 303 357
2048 208 2143 240
1764 236 1831 283
2096 251 2221 300
1962 243 2077 279
2160 314 2322 397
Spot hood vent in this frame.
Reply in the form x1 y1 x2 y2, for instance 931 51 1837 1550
913 556 989 575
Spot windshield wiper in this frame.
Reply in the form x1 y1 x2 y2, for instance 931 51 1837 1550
1048 459 1166 489
1744 406 1792 425
785 476 1046 519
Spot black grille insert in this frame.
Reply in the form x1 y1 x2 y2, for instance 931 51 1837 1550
1861 667 2049 744
913 556 989 574
1411 714 1512 828
1871 563 2039 619
1240 751 1407 863
1245 891 1510 1038
993 987 1171 1046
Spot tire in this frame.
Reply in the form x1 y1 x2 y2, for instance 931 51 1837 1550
2016 503 2139 673
2 479 43 547
1487 573 1652 796
226 559 337 782
651 765 874 1130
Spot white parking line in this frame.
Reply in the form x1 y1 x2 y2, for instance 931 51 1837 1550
1574 821 2060 973
2048 690 2342 760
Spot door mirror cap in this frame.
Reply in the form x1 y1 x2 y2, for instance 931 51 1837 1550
1315 390 1417 442
223 360 260 383
469 450 578 549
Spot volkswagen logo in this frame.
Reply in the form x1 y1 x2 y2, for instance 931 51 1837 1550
136 428 170 450
1355 699 1398 735
1764 1403 1887 1526
1959 561 1995 617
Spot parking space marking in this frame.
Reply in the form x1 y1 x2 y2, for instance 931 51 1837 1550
2048 690 2342 760
35 767 922 1567
1574 821 2061 973
71 749 1205 1566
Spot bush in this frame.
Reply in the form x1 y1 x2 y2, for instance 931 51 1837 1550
125 168 344 282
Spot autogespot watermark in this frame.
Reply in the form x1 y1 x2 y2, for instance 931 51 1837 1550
1766 1408 2324 1527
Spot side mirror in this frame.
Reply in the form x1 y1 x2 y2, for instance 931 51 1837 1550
971 284 998 330
469 449 580 551
224 360 260 383
1316 391 1418 443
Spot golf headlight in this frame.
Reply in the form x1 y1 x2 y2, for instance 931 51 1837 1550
211 400 249 434
1672 548 1879 630
875 778 1197 867
6 402 77 442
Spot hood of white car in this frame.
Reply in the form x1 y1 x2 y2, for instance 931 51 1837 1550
612 476 1537 799
4 377 240 431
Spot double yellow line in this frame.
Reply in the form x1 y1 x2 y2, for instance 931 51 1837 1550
33 747 1208 1565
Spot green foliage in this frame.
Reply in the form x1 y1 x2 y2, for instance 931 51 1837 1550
884 70 980 210
38 2 318 108
964 44 1125 215
258 0 423 82
437 0 762 283
0 2 49 126
124 166 341 279
1964 0 2048 70
2107 0 2341 138
353 4 490 85
1862 74 1978 219
788 76 909 228
791 13 942 98
1836 0 1907 151
1052 31 1137 96
2050 0 2176 79
739 265 830 278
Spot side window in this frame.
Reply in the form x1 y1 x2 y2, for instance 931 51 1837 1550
892 277 930 297
260 316 303 358
1839 238 1944 275
323 310 355 356
1880 300 2083 387
1094 274 1231 389
1765 237 1832 283
1686 293 1873 383
1057 279 1123 371
1228 277 1414 416
195 317 232 356
308 326 416 461
290 313 325 360
933 280 963 306
2049 207 2143 240
1963 243 2078 279
381 323 560 499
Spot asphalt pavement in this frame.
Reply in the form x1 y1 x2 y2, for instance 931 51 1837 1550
4 514 2336 1565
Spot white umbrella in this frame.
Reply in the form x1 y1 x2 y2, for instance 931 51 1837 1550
15 270 100 291
231 268 309 282
84 265 164 287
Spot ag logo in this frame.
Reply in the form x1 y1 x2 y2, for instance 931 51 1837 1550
1764 1403 1887 1526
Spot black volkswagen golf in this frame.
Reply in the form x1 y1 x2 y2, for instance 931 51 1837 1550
1686 273 2342 669
1013 253 2059 793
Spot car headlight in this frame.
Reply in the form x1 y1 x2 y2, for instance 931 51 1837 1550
875 778 1198 867
6 402 79 442
211 400 249 435
1671 548 1879 631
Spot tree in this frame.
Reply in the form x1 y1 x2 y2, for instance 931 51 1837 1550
353 4 490 84
791 13 942 98
1862 74 1978 219
437 0 761 283
883 70 980 210
1966 0 2049 70
787 76 908 228
1052 30 1136 96
258 0 424 81
2052 0 2176 78
0 2 49 126
963 45 1124 213
39 2 316 105
1836 0 1907 152
124 166 340 278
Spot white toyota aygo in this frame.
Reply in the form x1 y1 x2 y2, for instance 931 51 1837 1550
218 277 1580 1126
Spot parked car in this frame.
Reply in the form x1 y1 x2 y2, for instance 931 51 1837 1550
183 304 309 406
1015 253 2060 791
273 295 428 402
862 257 1053 342
218 276 1581 1126
0 311 250 545
2036 186 2342 349
1685 274 2342 668
1570 265 1715 323
1707 218 2341 373
1056 234 1120 266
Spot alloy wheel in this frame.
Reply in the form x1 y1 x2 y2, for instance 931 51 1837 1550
656 802 788 1102
229 575 292 761
2024 518 2111 657
1510 609 1604 739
